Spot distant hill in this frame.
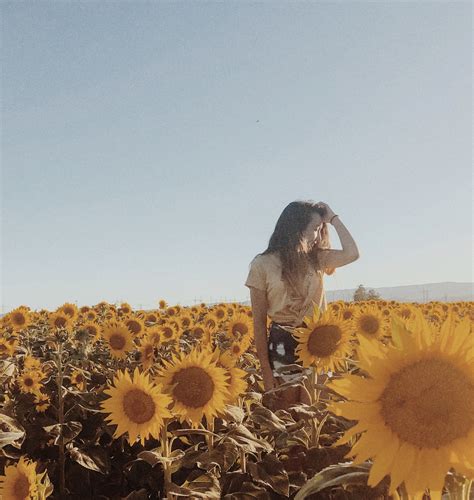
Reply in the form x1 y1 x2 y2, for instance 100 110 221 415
240 282 473 305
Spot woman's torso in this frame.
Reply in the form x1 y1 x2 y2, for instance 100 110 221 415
258 252 326 327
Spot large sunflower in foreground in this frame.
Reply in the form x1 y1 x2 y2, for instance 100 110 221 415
0 455 52 499
328 313 474 499
157 348 230 428
100 367 173 446
293 307 354 373
101 321 135 359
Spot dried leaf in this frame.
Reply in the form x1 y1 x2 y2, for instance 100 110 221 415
224 423 272 453
43 421 82 445
247 453 289 497
294 461 371 499
0 413 25 449
67 444 111 474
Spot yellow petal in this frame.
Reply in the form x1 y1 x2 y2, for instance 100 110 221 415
367 432 401 488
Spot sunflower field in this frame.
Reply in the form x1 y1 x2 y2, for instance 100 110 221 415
0 299 472 500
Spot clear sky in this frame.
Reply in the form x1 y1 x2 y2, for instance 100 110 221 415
1 2 472 313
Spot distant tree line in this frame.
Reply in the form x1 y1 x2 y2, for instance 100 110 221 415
353 284 381 301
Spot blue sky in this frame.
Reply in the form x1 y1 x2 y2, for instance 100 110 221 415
1 2 472 313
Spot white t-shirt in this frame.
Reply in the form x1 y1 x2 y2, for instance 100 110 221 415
244 252 327 327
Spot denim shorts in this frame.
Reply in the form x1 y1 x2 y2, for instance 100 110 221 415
267 321 310 381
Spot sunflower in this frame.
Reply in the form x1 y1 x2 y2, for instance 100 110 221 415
216 350 248 404
34 392 51 413
6 307 31 333
189 324 213 346
101 321 135 359
17 370 45 395
158 348 230 428
158 299 167 309
328 313 474 498
119 302 133 315
23 355 42 371
159 324 178 343
100 367 172 446
178 313 193 330
145 311 159 323
352 305 390 341
204 315 218 331
224 313 253 344
48 311 73 333
227 332 253 359
144 327 162 346
81 322 100 343
293 307 354 373
337 304 357 322
58 302 79 322
211 306 227 321
83 309 98 322
124 316 146 338
0 337 18 357
395 303 418 321
0 455 52 499
138 340 155 371
166 306 178 317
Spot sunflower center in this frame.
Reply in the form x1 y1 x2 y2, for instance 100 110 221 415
359 315 379 335
109 333 126 350
54 317 67 328
401 309 414 319
193 327 204 339
13 313 26 325
232 323 248 336
127 321 141 334
231 344 241 354
380 357 474 448
143 345 153 358
307 325 342 357
162 328 173 339
24 377 34 387
13 474 30 499
122 388 156 424
171 366 215 408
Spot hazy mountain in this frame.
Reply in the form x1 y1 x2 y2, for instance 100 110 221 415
240 282 473 305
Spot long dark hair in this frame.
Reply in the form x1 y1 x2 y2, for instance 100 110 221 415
254 200 335 297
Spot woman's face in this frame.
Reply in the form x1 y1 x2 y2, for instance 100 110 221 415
303 212 323 247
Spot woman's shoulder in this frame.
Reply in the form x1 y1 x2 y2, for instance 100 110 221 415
251 252 280 267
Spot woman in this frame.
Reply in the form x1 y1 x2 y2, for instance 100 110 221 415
244 200 359 410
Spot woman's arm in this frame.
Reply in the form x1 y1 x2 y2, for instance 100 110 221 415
249 287 275 391
318 216 359 270
331 216 359 257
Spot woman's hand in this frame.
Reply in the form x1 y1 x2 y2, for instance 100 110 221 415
317 202 337 224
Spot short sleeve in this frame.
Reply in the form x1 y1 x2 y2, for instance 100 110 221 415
244 256 267 291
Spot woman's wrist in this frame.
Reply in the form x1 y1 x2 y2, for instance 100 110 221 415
329 214 339 224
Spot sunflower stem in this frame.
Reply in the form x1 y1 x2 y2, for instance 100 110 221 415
56 340 66 497
462 478 472 500
240 446 247 473
309 367 319 447
161 419 172 499
206 415 215 449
